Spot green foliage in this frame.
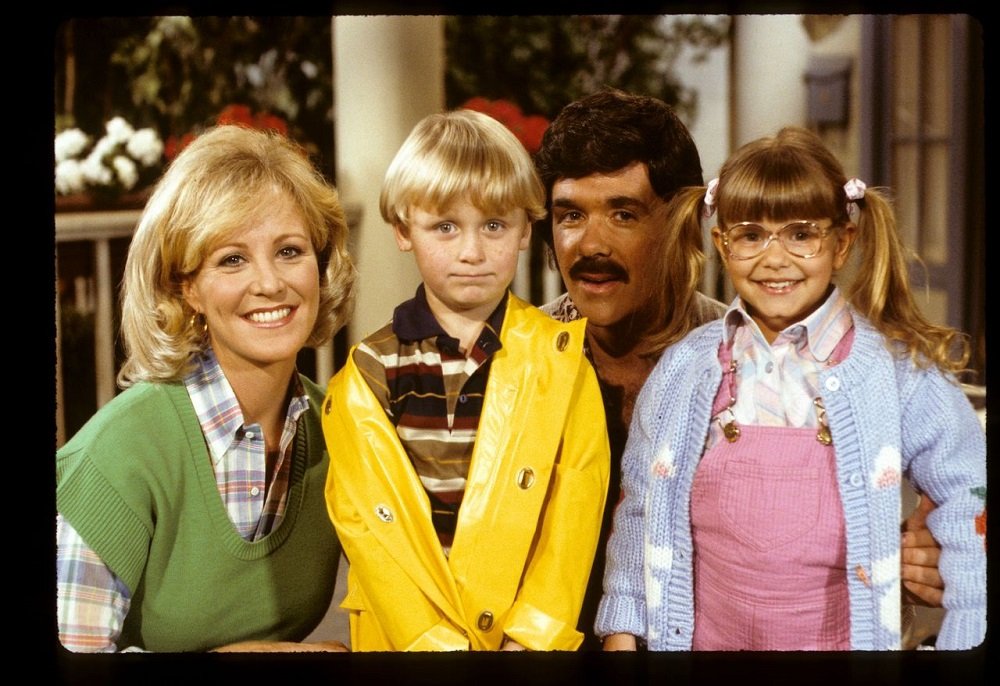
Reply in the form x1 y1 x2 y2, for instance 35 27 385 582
56 17 335 175
445 16 729 122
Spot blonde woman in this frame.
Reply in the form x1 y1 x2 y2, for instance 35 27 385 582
56 126 355 652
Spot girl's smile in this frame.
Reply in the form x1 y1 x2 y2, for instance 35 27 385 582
713 218 855 343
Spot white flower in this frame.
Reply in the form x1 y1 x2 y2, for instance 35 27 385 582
300 59 318 79
81 152 113 186
112 155 139 190
245 63 265 88
55 159 86 195
55 118 164 195
54 128 89 162
646 543 673 570
651 445 676 479
871 446 901 490
126 128 164 167
91 134 117 160
645 571 663 611
105 116 135 145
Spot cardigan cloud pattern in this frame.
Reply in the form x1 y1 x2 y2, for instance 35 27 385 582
595 315 986 650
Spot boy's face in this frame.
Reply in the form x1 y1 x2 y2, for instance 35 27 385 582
395 198 531 324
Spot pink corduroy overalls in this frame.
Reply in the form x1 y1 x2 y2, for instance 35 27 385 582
689 332 854 650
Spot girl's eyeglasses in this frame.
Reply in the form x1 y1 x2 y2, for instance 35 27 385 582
721 221 835 260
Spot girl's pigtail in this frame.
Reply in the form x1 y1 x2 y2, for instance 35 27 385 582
644 186 709 357
846 188 969 374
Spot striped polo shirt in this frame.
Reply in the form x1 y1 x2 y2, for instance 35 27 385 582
353 285 507 551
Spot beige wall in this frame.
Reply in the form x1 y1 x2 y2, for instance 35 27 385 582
731 14 861 160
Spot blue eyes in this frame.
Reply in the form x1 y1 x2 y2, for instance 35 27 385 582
434 222 505 234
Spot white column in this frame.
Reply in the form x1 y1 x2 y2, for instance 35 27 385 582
333 16 445 346
731 16 810 147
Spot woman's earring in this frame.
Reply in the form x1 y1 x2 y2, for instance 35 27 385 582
189 312 209 336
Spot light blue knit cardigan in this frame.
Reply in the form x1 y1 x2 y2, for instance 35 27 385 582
595 315 986 650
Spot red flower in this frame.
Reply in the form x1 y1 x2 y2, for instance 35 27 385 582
519 115 549 154
164 132 196 161
216 104 254 127
165 106 292 163
216 105 287 135
254 112 288 136
459 97 549 154
461 97 493 115
486 99 523 126
976 509 986 550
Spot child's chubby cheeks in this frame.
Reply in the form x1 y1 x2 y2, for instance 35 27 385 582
394 197 531 322
712 217 855 342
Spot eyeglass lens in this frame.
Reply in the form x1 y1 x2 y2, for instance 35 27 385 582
726 221 824 258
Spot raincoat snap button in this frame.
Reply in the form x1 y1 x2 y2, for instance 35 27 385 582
324 397 332 415
555 331 570 351
516 467 535 489
374 504 394 523
477 611 494 631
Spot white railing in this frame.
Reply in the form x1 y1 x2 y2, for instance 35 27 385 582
56 209 140 447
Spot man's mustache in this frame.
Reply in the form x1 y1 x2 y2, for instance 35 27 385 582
568 256 629 282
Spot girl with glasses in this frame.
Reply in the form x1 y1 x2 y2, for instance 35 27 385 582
596 126 985 651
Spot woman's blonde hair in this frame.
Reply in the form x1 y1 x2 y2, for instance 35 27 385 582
379 109 546 226
673 126 968 373
117 125 356 387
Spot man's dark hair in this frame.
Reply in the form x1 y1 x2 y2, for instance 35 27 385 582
533 88 704 250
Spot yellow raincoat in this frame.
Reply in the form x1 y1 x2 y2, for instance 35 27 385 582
322 295 610 651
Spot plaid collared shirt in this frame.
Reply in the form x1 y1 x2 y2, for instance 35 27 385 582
707 287 854 449
56 347 309 652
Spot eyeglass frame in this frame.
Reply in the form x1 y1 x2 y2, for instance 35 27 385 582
718 220 838 260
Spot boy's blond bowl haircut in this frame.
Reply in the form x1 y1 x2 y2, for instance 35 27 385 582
379 109 546 227
117 125 356 387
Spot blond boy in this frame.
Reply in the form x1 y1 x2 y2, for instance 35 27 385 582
322 110 610 651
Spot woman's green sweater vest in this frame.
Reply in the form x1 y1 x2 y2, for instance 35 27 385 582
57 379 340 652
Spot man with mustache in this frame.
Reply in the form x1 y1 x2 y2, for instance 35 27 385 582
534 88 947 649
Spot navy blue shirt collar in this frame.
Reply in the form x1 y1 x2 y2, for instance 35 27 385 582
392 284 507 356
